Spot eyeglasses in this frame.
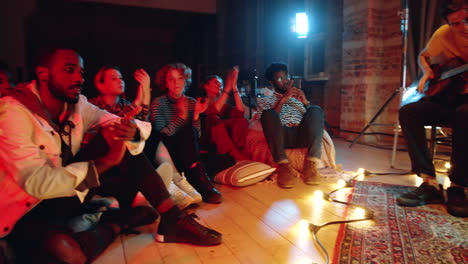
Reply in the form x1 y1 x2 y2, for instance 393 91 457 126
448 17 468 27
275 75 291 83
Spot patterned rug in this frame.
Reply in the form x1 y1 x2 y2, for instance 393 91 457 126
332 181 468 264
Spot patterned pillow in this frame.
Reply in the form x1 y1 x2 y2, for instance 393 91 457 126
213 161 276 187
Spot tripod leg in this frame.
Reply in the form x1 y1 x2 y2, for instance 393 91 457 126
349 89 401 148
390 121 401 168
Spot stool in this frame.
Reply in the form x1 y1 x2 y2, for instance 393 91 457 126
428 125 452 162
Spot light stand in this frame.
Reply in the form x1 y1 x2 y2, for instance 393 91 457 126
349 0 409 161
311 3 411 264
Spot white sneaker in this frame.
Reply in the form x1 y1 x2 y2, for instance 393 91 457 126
156 162 173 189
168 182 194 209
174 173 203 204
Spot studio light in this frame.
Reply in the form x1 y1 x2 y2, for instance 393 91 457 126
292 12 309 38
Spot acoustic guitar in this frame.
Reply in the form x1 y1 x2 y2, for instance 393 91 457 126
401 57 468 107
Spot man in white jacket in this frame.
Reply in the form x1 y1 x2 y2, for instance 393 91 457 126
0 48 221 264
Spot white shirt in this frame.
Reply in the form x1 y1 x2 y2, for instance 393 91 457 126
0 88 151 237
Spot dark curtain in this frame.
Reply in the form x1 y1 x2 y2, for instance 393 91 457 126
407 0 443 81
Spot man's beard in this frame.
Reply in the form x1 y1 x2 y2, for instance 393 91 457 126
49 83 80 104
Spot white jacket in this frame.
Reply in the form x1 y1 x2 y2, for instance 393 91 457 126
0 89 151 237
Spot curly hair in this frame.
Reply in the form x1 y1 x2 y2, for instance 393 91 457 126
265 62 288 82
154 63 192 95
440 0 468 21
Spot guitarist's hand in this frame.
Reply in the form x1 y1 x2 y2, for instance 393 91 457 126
417 70 435 93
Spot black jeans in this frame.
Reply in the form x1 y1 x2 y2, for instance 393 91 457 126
7 196 116 264
260 106 324 162
91 151 171 209
399 95 468 187
157 126 202 176
7 135 170 263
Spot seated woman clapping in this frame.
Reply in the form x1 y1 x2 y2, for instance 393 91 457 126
199 67 250 176
150 63 222 204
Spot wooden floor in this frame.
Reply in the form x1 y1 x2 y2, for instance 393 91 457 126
93 138 431 264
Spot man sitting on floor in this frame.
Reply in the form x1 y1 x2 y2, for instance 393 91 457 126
0 48 221 264
256 62 324 188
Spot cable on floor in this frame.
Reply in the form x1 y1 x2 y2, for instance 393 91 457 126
308 172 375 264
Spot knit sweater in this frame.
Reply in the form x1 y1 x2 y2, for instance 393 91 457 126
150 94 201 136
256 91 307 127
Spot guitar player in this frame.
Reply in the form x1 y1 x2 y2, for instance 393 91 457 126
397 0 468 217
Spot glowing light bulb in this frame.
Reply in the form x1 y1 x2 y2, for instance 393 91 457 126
336 179 346 188
356 174 365 181
354 207 366 218
445 162 451 169
314 190 324 200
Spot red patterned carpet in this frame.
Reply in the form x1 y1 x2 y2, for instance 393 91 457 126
332 181 467 264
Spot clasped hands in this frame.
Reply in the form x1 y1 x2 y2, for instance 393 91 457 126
175 95 208 121
94 118 138 173
282 80 309 106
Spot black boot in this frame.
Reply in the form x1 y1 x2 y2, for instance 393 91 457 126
187 163 222 204
155 206 222 245
447 187 468 217
396 183 444 207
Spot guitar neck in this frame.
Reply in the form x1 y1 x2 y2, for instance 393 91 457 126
440 63 468 80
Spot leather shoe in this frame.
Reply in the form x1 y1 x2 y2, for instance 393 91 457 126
155 212 222 245
396 183 444 207
447 187 468 217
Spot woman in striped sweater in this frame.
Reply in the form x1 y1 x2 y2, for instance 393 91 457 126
90 65 202 209
150 63 222 204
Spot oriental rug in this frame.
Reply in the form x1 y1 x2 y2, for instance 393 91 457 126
332 181 467 264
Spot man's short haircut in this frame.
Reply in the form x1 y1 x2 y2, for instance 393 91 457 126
265 63 288 82
33 47 78 80
34 47 78 68
440 0 468 21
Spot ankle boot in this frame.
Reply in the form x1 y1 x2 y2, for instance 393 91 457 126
155 206 222 245
302 158 321 185
187 163 222 204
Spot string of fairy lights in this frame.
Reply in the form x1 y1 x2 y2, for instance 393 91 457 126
308 162 452 264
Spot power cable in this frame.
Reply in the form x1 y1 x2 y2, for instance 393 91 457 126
308 172 375 264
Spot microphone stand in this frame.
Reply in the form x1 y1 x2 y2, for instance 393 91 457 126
248 69 258 120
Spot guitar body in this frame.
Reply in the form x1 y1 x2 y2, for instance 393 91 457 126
401 57 468 107
424 57 467 97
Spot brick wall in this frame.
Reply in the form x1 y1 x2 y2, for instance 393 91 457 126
323 0 344 136
339 0 402 143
